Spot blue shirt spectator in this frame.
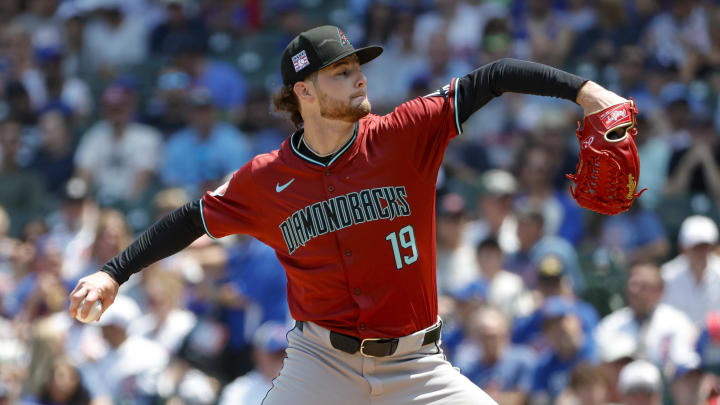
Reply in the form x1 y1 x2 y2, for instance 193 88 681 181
505 210 585 293
161 87 251 195
466 345 536 392
600 205 669 263
222 236 289 351
696 311 720 375
455 307 536 405
530 297 598 403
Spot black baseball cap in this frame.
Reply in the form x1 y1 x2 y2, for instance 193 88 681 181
281 25 383 85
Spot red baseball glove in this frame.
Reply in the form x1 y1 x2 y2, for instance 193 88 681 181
566 99 646 215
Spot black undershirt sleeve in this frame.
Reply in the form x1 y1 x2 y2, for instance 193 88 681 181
456 58 588 124
101 199 206 285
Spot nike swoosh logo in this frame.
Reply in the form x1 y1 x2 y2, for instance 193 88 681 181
275 178 295 192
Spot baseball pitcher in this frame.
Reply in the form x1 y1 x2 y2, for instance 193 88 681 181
69 25 641 404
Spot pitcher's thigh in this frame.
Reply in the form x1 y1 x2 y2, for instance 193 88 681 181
262 345 371 405
376 355 498 405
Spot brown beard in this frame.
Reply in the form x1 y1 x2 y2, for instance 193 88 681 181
317 87 371 122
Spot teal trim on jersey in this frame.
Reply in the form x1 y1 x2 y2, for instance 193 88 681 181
290 122 358 167
453 77 462 135
198 199 218 240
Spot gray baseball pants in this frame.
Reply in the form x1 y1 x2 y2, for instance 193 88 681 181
262 320 498 405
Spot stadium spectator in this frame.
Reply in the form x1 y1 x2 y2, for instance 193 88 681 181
697 311 720 376
645 0 711 81
76 209 131 284
570 0 637 67
406 29 472 100
671 352 713 405
362 5 425 111
635 111 672 210
149 0 208 56
511 257 598 351
82 0 149 77
555 364 609 405
215 235 290 380
599 204 669 265
20 356 91 405
3 80 37 127
3 236 68 321
665 119 720 207
436 193 478 294
505 209 585 292
161 86 252 196
74 82 163 206
1 24 44 112
238 90 288 156
80 295 169 403
595 333 636 405
45 177 98 283
473 237 533 319
456 307 536 405
511 0 574 66
464 170 519 254
27 107 75 198
617 360 663 405
513 143 583 245
662 215 720 325
530 296 598 405
594 263 697 374
143 68 191 136
54 3 90 78
0 205 16 282
34 46 92 122
129 269 196 355
0 119 46 237
218 321 289 405
170 37 249 115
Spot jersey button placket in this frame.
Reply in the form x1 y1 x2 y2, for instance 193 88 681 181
345 249 352 256
353 288 361 295
328 185 335 192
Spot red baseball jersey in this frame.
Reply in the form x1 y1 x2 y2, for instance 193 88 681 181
201 79 462 338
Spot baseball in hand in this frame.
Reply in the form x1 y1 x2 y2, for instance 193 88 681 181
75 299 102 323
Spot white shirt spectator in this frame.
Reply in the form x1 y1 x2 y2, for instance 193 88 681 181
595 303 697 371
218 370 272 405
485 270 534 318
437 243 478 295
81 335 169 401
74 121 162 203
129 309 197 355
646 6 711 68
83 12 148 73
661 253 720 325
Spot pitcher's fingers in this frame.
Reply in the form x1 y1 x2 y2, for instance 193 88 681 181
79 290 101 320
68 286 88 318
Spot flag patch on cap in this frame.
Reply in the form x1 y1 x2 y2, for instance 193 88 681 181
338 28 349 46
292 50 310 72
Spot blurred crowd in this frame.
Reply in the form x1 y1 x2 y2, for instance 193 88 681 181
1 0 720 404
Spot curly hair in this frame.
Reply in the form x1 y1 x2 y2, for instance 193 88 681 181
272 72 317 129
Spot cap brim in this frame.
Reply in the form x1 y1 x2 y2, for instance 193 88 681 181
318 45 383 71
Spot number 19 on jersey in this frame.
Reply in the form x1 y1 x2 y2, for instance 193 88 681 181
385 225 418 269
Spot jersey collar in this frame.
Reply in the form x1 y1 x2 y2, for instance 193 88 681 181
289 122 358 167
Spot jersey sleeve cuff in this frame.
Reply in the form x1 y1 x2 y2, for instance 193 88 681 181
451 77 462 136
198 198 218 240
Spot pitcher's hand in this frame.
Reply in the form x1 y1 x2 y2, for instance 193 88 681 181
68 271 119 322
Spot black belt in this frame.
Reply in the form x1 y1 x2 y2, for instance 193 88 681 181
295 321 442 357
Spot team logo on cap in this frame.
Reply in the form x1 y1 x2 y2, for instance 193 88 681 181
338 28 350 46
292 50 310 72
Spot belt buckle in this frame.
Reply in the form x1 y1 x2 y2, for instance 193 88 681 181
359 338 383 357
